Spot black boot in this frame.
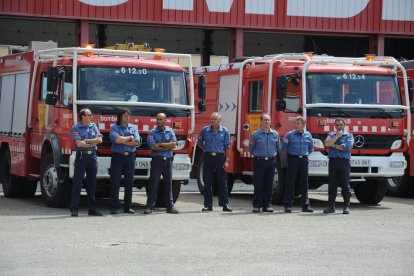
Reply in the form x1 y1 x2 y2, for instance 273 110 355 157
343 198 350 214
323 198 336 214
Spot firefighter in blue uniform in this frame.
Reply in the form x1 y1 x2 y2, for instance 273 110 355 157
197 112 232 212
70 108 103 217
281 116 314 213
109 108 141 215
249 113 280 213
324 117 354 214
144 113 179 214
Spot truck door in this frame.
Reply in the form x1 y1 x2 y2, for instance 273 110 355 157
243 78 265 156
274 75 302 134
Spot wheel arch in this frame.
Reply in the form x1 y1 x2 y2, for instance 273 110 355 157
41 133 62 171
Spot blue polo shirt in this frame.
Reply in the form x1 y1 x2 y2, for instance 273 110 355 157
249 128 280 157
326 131 354 159
147 126 177 158
109 123 141 153
72 122 102 151
197 125 230 154
281 130 313 156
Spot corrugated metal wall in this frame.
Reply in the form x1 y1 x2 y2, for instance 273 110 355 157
1 0 413 35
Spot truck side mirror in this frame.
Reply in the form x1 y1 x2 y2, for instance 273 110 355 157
276 76 287 99
408 78 413 104
45 92 58 106
276 100 286 111
47 67 59 92
198 75 206 100
198 101 206 112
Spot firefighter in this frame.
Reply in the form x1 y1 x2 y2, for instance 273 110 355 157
197 112 232 212
249 113 280 213
109 107 141 215
70 108 103 217
281 116 314 213
144 113 179 214
323 117 354 214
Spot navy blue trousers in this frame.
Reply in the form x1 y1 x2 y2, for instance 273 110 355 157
70 151 98 212
252 158 276 208
328 158 352 202
203 154 228 208
110 153 135 211
146 157 174 209
283 156 310 208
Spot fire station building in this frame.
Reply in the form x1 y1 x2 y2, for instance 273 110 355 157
1 0 413 65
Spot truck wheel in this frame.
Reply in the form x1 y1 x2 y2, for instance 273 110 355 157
155 180 181 207
196 157 218 196
386 173 414 197
1 149 21 197
354 179 387 204
272 158 286 205
40 152 71 207
172 180 181 203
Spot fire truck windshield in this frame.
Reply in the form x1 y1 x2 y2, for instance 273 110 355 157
306 73 401 106
77 66 188 105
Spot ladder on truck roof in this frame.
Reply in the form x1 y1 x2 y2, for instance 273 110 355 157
28 47 196 134
302 56 411 144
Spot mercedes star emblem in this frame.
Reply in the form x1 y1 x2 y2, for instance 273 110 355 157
354 135 365 148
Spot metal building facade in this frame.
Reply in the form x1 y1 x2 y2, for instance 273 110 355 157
1 0 413 34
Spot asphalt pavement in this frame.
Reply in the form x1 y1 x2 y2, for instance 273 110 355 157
1 180 413 276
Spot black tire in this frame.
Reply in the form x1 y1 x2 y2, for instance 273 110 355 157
386 171 414 197
272 158 286 205
40 152 71 207
354 179 387 204
1 149 21 197
196 156 218 196
155 180 181 207
172 180 181 203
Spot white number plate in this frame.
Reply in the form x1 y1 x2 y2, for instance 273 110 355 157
135 161 149 169
351 159 370 167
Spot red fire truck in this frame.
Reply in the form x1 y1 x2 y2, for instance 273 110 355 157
386 60 414 197
191 53 412 204
0 42 204 207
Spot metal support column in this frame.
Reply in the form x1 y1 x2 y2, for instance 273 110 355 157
369 34 385 56
229 28 244 62
75 19 89 47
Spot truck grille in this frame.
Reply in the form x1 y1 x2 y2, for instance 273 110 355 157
312 134 401 150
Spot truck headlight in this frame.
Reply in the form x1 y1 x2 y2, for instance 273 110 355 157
389 161 406 168
390 140 402 149
175 140 186 150
312 139 325 149
173 163 191 171
309 160 328 167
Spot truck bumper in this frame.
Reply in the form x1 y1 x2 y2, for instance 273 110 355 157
69 153 191 180
308 151 407 178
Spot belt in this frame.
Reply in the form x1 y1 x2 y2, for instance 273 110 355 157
206 152 224 156
114 151 135 156
77 150 95 155
255 156 275 160
152 156 172 160
288 155 308 159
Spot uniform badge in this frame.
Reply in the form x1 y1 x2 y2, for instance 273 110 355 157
73 132 79 136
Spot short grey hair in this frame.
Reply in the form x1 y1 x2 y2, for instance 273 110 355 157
210 112 222 121
295 116 306 124
335 117 346 124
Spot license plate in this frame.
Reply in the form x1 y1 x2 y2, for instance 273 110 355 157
351 159 370 167
135 161 149 169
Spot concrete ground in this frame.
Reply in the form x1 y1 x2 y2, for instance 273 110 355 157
0 180 413 276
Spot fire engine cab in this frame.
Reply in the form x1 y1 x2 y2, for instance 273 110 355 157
191 53 413 204
0 42 205 207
